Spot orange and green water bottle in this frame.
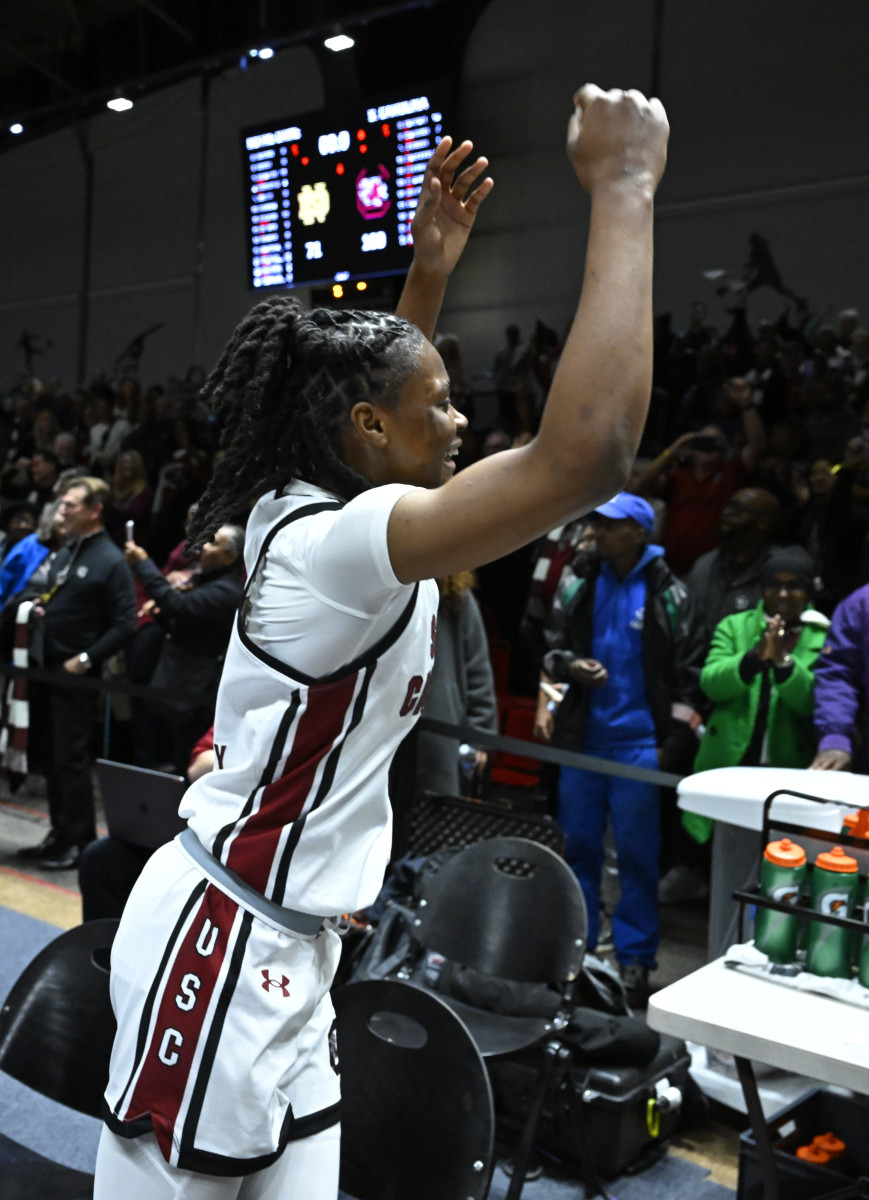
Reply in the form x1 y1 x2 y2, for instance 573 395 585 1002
840 813 869 976
754 838 806 964
806 846 859 979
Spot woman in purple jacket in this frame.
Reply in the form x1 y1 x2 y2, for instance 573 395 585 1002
811 581 869 772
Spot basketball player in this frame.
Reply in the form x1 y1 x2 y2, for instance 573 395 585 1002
95 85 669 1198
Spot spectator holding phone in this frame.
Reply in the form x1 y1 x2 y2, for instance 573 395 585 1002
105 450 153 548
635 377 765 576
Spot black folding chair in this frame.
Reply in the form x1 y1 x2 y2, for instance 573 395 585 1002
410 836 594 1199
0 918 118 1199
334 977 495 1200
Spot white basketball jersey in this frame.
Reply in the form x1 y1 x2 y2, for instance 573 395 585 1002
103 483 439 1174
180 485 439 916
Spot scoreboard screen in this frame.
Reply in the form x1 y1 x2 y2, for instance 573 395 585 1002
243 91 447 291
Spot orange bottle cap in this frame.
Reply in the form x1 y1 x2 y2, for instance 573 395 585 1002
815 846 859 873
813 1132 846 1156
765 838 806 867
796 1144 831 1163
844 812 869 838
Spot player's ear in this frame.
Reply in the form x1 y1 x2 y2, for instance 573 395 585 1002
348 402 388 447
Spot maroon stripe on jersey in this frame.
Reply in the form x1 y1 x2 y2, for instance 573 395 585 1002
113 879 208 1119
178 909 253 1164
224 671 359 894
271 663 375 903
213 694 300 864
120 885 239 1164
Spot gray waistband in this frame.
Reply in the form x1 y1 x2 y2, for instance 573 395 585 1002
177 827 330 937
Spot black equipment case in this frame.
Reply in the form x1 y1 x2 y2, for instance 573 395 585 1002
488 1033 691 1179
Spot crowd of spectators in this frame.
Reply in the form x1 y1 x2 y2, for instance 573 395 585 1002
0 369 223 867
478 290 869 1004
2 289 869 994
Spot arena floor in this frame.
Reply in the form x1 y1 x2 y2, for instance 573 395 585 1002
0 772 741 1192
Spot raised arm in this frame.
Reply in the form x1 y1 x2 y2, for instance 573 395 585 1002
699 617 750 703
395 137 494 341
388 85 669 583
724 377 766 473
634 432 696 496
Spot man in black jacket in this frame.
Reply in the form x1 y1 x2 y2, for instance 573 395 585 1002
19 476 137 868
685 486 782 656
535 493 704 1007
125 524 245 773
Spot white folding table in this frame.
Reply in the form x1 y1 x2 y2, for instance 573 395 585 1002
649 957 869 1198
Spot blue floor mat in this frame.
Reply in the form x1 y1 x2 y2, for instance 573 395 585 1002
1 907 735 1195
0 909 103 1173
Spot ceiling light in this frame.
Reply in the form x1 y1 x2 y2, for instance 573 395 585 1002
257 47 275 60
107 96 133 112
324 34 354 52
9 123 23 135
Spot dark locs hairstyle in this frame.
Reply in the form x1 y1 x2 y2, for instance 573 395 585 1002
186 295 424 551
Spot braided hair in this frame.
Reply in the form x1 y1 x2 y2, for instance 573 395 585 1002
187 295 424 550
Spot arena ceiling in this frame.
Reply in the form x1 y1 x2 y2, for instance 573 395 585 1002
0 0 486 142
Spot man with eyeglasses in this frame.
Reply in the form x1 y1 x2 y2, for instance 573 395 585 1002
18 476 136 869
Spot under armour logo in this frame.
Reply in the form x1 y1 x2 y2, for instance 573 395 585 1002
261 970 291 997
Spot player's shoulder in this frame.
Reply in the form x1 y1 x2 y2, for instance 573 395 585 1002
249 481 340 532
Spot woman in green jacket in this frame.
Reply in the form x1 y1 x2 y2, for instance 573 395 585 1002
687 548 829 842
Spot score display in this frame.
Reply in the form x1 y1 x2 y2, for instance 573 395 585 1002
243 93 447 291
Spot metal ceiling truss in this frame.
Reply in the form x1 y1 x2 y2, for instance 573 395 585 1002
0 0 459 140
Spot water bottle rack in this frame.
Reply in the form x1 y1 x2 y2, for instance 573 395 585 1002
732 788 869 948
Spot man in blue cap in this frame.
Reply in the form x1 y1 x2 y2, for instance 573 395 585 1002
537 493 703 1008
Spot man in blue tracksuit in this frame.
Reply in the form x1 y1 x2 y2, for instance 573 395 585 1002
538 493 703 1007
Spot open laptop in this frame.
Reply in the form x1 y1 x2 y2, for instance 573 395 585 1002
96 759 189 851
